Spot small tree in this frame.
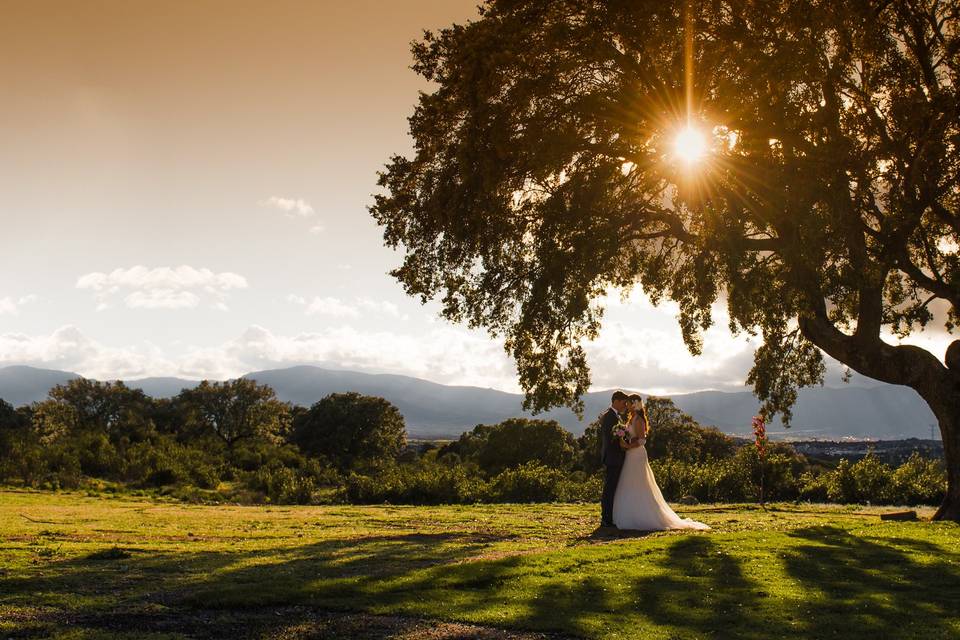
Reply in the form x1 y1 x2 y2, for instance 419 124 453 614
444 418 577 475
32 379 154 443
177 379 290 449
292 393 406 471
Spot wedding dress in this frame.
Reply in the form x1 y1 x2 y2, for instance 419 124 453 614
612 415 710 531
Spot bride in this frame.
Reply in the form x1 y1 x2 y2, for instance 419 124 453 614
612 394 710 531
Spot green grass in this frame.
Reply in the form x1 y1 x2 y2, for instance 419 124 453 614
1 489 958 639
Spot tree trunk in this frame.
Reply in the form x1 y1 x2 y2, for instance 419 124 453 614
927 398 960 521
895 360 960 522
798 314 960 522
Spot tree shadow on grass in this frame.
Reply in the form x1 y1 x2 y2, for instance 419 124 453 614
4 529 760 639
10 524 957 640
782 525 960 640
0 531 511 638
627 536 768 640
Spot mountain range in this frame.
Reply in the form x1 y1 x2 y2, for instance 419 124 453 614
0 364 937 440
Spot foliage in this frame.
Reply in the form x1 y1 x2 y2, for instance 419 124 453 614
32 378 154 443
484 462 598 503
0 377 947 507
292 392 407 472
177 379 291 448
440 418 577 475
801 452 947 506
643 397 736 462
345 461 484 505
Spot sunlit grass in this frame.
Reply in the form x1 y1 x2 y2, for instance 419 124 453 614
1 489 958 639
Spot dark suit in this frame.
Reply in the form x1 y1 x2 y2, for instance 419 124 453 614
599 407 624 525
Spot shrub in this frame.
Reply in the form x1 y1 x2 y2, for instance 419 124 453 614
443 419 578 476
651 458 753 503
484 462 598 503
344 462 483 505
249 464 317 504
888 452 946 505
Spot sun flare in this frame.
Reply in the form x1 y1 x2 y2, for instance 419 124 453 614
673 126 708 165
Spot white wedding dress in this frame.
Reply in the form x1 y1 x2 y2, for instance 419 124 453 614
612 416 710 531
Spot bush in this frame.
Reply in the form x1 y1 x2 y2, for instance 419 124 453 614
122 438 220 489
890 452 946 505
798 452 945 505
484 462 599 503
442 419 577 476
249 464 318 504
651 457 752 502
345 462 484 505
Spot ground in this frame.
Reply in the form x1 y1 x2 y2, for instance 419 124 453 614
1 489 958 639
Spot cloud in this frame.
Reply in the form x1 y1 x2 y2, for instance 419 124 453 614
125 290 201 310
259 196 315 217
76 266 247 311
0 325 173 380
309 224 325 235
0 324 516 390
0 294 39 316
358 298 402 318
305 297 359 318
179 324 516 387
287 295 404 319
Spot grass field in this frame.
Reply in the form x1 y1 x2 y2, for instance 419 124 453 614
1 489 958 639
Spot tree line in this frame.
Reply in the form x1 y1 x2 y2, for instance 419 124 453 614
0 378 946 506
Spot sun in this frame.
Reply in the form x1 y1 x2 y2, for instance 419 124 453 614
673 125 708 165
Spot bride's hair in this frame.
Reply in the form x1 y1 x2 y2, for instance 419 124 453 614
627 394 649 432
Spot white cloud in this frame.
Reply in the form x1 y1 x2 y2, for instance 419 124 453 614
0 326 174 380
259 196 315 217
358 297 402 318
309 224 325 234
287 295 404 320
304 297 359 318
0 324 516 389
0 294 39 315
76 266 247 311
178 324 516 388
125 290 201 310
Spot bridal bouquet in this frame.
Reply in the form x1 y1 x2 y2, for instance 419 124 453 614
612 420 631 445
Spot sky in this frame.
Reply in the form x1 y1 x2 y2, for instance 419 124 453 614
0 1 951 395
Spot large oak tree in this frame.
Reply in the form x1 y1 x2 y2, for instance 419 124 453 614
371 0 960 519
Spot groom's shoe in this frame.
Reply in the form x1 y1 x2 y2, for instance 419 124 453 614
599 520 617 529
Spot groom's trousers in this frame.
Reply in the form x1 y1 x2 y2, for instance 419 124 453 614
601 463 623 524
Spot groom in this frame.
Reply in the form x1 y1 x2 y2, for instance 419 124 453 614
599 390 630 528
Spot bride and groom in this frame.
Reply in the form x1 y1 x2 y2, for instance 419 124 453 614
600 391 709 531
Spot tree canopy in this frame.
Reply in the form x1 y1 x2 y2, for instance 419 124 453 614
177 379 290 449
441 417 578 475
292 392 407 471
372 0 960 518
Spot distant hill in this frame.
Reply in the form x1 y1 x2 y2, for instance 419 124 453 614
0 366 80 405
0 364 937 440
